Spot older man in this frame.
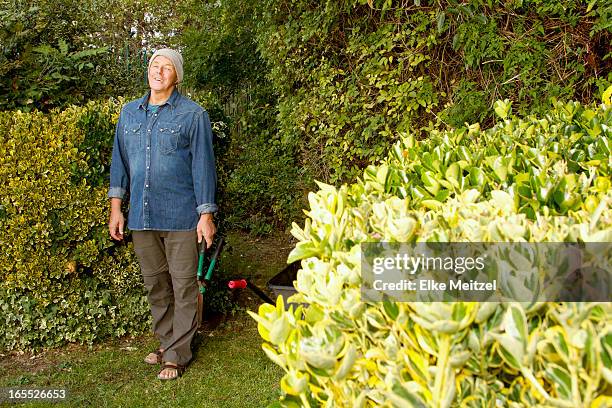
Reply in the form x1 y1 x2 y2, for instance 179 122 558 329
108 48 217 380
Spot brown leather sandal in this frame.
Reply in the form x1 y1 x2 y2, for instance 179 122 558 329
143 349 163 365
157 363 185 380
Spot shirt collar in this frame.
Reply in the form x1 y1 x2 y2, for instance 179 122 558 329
137 88 180 111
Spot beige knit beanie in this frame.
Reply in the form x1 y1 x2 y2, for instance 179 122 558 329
148 48 184 84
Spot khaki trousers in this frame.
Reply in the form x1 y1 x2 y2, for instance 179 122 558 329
132 230 198 366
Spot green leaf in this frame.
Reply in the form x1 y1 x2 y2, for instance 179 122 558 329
544 364 571 399
506 305 528 348
58 38 68 55
602 85 612 105
457 146 472 163
490 333 524 370
383 297 399 320
492 156 508 182
269 313 291 345
436 12 446 33
421 171 440 195
334 344 357 380
469 167 486 187
287 243 319 263
32 44 56 55
280 370 308 395
262 343 287 369
493 100 512 120
389 383 428 408
476 302 499 324
445 162 460 184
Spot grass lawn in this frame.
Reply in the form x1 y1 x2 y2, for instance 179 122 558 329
0 230 295 408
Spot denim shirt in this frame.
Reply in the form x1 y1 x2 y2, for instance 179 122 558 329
108 89 218 231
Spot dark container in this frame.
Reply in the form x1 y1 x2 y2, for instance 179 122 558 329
267 261 300 308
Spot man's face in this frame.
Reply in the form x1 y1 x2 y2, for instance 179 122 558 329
148 55 177 92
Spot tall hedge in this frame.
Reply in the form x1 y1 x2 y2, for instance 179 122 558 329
251 94 612 406
254 0 611 183
0 100 153 350
179 0 610 231
180 0 306 233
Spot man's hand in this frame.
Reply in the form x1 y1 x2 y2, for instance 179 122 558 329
197 213 216 248
109 198 125 241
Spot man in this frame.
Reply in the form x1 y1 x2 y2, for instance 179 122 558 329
108 48 217 380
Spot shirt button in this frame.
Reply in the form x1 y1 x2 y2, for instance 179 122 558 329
147 146 150 150
146 184 149 188
144 202 148 206
148 129 151 132
147 166 150 169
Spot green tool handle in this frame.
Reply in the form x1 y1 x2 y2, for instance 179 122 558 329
198 237 225 294
205 238 225 281
197 242 206 281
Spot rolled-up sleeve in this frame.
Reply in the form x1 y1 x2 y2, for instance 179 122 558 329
190 110 218 214
108 113 129 199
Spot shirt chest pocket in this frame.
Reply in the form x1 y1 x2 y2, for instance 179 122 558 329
158 122 186 154
124 123 142 153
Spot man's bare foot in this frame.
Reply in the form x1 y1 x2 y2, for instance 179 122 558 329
157 362 185 380
144 349 164 365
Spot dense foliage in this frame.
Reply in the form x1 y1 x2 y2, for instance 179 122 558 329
3 0 610 360
181 0 305 233
0 0 182 111
254 0 611 183
4 0 610 231
0 101 150 350
251 95 612 406
179 0 611 232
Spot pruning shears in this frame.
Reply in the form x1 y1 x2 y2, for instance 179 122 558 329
197 237 225 294
196 237 225 328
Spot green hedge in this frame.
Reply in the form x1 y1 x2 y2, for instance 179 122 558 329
0 101 152 351
254 0 611 183
180 0 611 231
251 95 612 406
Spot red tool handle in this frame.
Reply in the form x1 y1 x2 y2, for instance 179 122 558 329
228 279 247 289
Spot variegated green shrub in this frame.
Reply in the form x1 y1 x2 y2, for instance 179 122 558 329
251 95 612 407
0 100 153 351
